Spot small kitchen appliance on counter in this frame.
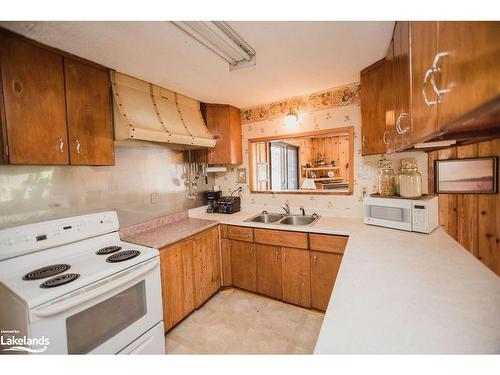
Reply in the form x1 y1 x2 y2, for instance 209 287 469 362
206 190 222 213
216 196 241 214
363 195 438 233
0 212 165 354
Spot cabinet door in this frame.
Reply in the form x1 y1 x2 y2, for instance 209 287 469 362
437 22 500 129
256 244 282 300
410 21 439 143
203 104 242 165
159 239 196 332
310 251 342 311
220 238 232 287
64 58 114 165
230 240 257 292
393 21 412 151
204 104 230 164
360 59 386 156
384 38 396 154
193 227 221 306
281 247 311 308
1 33 68 164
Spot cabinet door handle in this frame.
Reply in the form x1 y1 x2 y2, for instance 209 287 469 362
57 137 64 153
283 252 286 262
382 131 389 145
422 68 438 106
430 51 451 99
275 250 279 260
75 138 81 155
361 135 367 147
395 113 409 135
250 245 254 256
313 255 317 265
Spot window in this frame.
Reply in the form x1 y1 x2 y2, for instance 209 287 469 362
269 142 299 191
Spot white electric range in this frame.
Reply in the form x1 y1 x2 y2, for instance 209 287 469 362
0 211 165 354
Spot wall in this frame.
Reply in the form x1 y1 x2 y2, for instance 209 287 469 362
0 144 213 229
428 139 500 276
215 84 428 218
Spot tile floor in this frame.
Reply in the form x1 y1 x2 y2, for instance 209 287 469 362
165 289 324 354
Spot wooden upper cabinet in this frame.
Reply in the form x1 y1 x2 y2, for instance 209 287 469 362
256 244 282 300
437 22 500 131
230 240 257 292
384 38 396 154
64 58 114 165
410 21 439 144
281 247 311 308
310 251 342 311
392 21 412 151
0 32 68 164
360 59 387 156
202 104 242 165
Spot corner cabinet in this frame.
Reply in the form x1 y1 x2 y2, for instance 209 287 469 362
197 104 242 165
0 30 114 165
159 226 221 332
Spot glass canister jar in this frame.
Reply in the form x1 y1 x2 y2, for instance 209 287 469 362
398 158 423 198
377 157 396 196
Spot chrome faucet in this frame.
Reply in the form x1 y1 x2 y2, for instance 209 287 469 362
299 206 306 215
282 202 290 215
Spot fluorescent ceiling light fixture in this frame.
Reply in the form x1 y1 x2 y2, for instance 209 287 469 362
172 21 256 71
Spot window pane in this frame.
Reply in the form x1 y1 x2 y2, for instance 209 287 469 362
287 147 298 189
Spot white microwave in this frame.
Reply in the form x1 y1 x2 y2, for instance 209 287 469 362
363 195 438 233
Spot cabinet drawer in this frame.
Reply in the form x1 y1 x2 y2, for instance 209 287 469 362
254 228 308 249
309 234 347 254
227 225 254 242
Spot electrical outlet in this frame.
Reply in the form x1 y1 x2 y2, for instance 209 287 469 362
150 193 157 205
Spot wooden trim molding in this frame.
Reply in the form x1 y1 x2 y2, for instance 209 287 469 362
248 126 354 195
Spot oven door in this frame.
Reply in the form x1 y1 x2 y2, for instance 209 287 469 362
363 198 412 231
29 258 163 354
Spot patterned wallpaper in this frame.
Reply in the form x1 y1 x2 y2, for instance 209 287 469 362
241 83 360 124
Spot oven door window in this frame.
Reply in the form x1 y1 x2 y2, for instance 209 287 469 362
66 281 146 354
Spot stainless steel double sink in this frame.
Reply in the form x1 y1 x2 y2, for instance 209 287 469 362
244 211 320 226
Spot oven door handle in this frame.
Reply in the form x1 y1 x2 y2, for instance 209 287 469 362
33 259 159 318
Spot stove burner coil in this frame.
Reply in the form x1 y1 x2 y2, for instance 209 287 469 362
106 250 141 263
96 246 122 255
23 264 71 280
40 273 80 288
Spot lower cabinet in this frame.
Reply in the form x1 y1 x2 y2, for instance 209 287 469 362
256 244 282 300
220 238 232 287
159 238 196 332
230 240 257 292
193 227 220 307
281 247 311 308
159 226 221 332
310 251 343 311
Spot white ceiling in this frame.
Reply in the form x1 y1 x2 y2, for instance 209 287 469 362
0 21 394 108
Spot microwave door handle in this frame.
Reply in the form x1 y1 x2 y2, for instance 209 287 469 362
33 259 159 318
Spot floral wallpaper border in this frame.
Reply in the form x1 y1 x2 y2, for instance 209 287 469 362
240 82 360 124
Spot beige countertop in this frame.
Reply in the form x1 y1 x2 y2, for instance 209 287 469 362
190 207 500 354
120 211 218 249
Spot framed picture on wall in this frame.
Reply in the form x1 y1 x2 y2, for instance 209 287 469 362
435 157 498 194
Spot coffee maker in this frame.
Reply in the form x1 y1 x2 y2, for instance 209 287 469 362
206 190 222 213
